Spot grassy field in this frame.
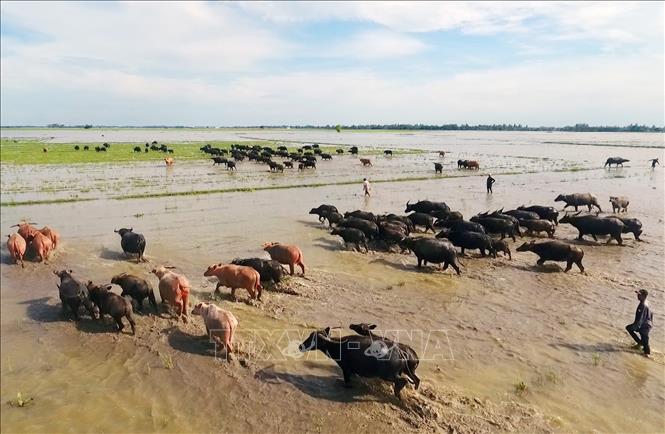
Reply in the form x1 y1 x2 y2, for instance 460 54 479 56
0 139 422 165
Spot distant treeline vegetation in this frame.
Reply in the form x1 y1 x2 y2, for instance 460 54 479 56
1 123 661 132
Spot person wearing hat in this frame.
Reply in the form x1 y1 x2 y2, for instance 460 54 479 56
626 289 653 356
486 174 495 194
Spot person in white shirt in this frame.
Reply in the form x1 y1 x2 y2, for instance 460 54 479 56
362 178 371 197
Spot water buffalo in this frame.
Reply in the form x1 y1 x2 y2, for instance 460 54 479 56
321 153 333 160
11 222 39 243
516 240 585 273
263 242 305 276
54 270 96 320
39 226 60 249
469 216 518 241
74 145 80 151
377 225 407 248
299 328 413 398
555 193 602 212
331 227 369 252
444 230 495 257
337 217 380 239
83 145 89 150
483 211 521 236
466 160 480 170
457 159 467 169
349 323 420 389
212 156 228 166
28 232 52 262
405 200 450 214
204 263 262 301
559 213 624 244
517 205 559 225
604 157 629 168
226 161 236 170
86 282 136 334
434 163 443 174
350 146 359 155
110 273 157 312
617 217 643 240
7 233 26 267
521 219 556 238
231 258 285 284
192 302 238 356
436 219 485 234
609 196 629 213
151 266 190 321
336 149 344 154
384 150 393 157
133 146 142 153
322 210 344 227
407 212 435 233
504 209 540 222
344 210 377 222
360 158 372 166
114 228 146 262
490 239 512 259
302 160 316 169
399 238 461 274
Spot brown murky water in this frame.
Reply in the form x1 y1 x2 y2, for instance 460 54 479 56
1 130 664 433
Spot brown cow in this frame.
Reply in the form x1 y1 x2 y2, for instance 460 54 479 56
164 157 175 166
466 160 480 170
7 233 27 267
151 266 190 321
39 226 60 249
262 242 305 276
360 158 372 166
28 232 52 262
11 222 39 243
203 263 262 301
191 302 238 356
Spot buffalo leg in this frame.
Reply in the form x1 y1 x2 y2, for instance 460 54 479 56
577 232 584 240
417 258 422 268
393 376 407 398
289 264 295 275
298 261 305 276
536 258 545 266
480 248 486 257
450 261 461 275
231 288 237 300
460 247 466 257
127 314 136 335
592 234 598 242
564 260 573 272
114 316 125 332
576 260 585 273
342 369 352 388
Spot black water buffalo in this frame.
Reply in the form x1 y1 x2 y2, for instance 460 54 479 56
349 323 420 389
559 213 624 245
407 212 435 233
83 145 89 150
226 161 236 170
74 145 80 151
517 205 559 225
490 239 512 259
617 217 643 241
212 156 228 165
336 148 344 154
231 258 285 284
338 217 379 239
444 230 495 257
469 216 518 241
302 160 316 169
110 273 157 312
299 328 413 398
405 200 450 214
555 193 602 212
521 219 556 238
516 240 585 273
344 210 377 222
483 211 521 236
350 146 359 155
114 228 147 261
604 157 629 168
434 163 443 173
310 204 339 222
54 270 96 321
436 219 485 234
380 214 414 232
504 209 540 222
133 146 142 153
399 238 461 274
321 153 333 160
330 227 369 252
384 150 393 156
87 282 136 334
457 159 467 169
377 225 407 248
322 211 344 227
283 161 294 169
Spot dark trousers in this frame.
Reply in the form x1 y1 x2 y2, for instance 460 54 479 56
626 324 651 355
487 185 493 194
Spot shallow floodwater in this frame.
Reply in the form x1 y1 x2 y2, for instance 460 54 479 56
1 130 664 433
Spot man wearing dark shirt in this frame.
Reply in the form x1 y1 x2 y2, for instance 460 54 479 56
486 174 495 194
626 289 653 356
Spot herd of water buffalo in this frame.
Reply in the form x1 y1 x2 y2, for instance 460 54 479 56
310 193 644 275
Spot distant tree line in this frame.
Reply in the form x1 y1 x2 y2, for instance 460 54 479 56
3 123 660 132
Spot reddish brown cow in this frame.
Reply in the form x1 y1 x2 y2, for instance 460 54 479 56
204 263 262 301
262 242 306 276
28 232 53 262
466 160 480 170
7 233 27 267
39 226 60 249
11 222 39 243
151 266 190 321
360 158 373 166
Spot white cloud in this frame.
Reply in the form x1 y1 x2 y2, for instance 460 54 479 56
330 30 428 59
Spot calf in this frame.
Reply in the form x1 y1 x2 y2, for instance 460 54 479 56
151 266 190 321
609 196 629 213
204 263 262 301
360 158 372 166
434 163 443 174
263 242 306 276
86 282 136 334
39 226 60 249
28 232 52 262
111 273 158 312
231 257 285 284
490 238 512 260
192 302 238 356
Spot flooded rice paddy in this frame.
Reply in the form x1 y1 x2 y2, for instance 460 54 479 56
1 129 664 433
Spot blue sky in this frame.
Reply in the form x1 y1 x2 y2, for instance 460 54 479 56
1 1 663 126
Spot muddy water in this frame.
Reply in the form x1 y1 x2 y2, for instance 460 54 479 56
1 131 664 433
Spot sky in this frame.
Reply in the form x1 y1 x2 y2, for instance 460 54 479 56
1 1 663 126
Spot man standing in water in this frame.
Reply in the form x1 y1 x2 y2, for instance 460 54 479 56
362 178 371 197
486 174 495 194
626 289 653 357
649 158 660 169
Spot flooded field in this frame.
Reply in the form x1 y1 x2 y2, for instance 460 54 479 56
1 130 664 433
